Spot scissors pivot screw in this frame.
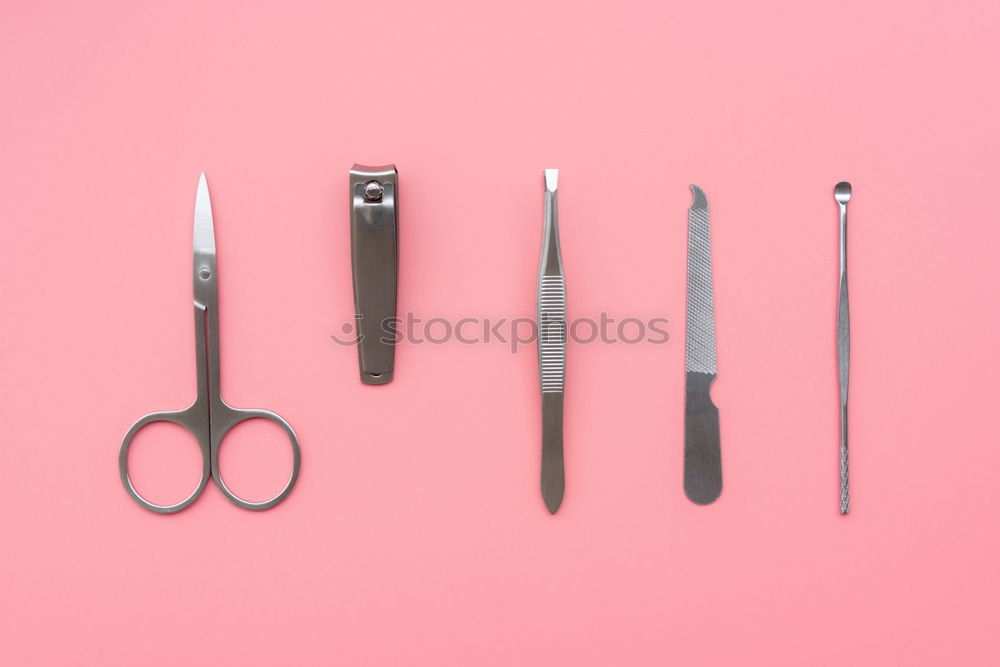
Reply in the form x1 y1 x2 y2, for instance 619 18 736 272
363 180 384 202
198 267 212 280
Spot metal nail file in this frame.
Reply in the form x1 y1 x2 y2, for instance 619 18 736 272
350 164 399 385
538 169 566 514
684 184 722 505
835 181 852 514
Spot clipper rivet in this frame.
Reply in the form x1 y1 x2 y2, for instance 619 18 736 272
363 180 383 202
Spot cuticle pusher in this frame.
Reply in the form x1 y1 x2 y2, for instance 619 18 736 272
835 181 852 514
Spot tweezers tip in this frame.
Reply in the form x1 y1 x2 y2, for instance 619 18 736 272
544 169 558 193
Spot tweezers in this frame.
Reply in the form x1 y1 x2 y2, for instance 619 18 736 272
538 169 566 514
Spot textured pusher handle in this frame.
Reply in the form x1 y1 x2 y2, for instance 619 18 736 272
837 242 850 514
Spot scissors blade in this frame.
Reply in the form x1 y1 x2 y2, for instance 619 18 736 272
194 172 216 254
683 184 722 505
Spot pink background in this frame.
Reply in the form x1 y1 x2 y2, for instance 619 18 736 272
2 0 999 664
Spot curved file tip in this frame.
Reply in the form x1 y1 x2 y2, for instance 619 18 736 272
689 184 707 210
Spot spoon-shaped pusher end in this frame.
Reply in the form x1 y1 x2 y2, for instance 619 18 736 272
834 181 852 204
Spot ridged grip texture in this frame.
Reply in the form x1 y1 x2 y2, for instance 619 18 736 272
538 275 567 394
686 204 716 374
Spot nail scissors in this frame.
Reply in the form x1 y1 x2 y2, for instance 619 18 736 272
118 174 301 514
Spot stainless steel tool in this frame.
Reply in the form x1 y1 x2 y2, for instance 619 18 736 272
350 164 399 385
119 174 301 513
835 181 852 514
537 169 566 514
683 184 722 505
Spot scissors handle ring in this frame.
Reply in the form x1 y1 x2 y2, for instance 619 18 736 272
211 407 302 511
118 408 212 514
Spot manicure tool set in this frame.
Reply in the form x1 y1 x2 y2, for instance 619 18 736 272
119 172 855 516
